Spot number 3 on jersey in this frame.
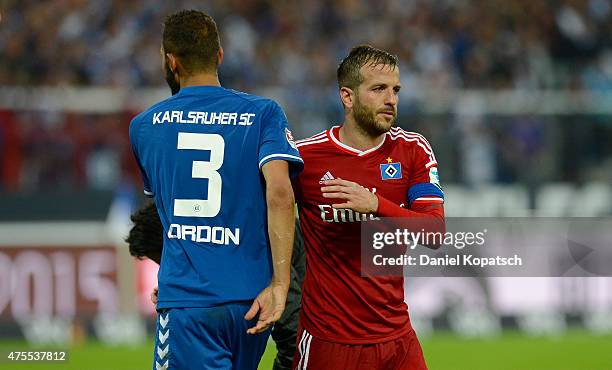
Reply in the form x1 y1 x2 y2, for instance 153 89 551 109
174 132 224 217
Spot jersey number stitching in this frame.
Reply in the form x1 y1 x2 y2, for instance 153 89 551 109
174 132 224 217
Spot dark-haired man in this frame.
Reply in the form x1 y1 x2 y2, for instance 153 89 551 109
129 10 303 370
126 202 162 264
292 45 445 369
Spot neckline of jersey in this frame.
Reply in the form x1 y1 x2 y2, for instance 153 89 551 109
327 126 387 157
177 85 227 95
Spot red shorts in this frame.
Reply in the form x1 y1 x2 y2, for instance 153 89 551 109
292 326 427 370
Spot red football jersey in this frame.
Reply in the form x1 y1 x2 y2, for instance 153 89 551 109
293 125 444 344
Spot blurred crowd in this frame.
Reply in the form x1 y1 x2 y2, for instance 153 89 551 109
1 0 612 193
0 110 139 192
2 0 612 90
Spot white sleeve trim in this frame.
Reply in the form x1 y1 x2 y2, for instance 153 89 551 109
413 197 444 202
258 153 304 169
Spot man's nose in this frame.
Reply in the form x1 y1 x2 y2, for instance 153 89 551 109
384 89 398 107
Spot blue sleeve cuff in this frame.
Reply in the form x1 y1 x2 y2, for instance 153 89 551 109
259 153 304 178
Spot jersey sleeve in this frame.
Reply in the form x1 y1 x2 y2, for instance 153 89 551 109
129 117 154 198
405 135 444 207
258 101 304 178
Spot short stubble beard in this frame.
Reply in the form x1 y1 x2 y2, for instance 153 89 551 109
352 95 395 137
165 63 181 95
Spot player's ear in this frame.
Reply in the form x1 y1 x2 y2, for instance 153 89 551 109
217 47 224 67
165 53 178 74
339 87 354 109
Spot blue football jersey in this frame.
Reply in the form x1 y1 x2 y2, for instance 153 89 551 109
129 85 303 309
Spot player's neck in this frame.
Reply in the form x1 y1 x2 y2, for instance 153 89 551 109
179 73 221 88
339 120 385 151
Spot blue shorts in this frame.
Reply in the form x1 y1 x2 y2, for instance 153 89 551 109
152 303 271 370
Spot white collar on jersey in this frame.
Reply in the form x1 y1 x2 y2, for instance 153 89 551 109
328 125 387 156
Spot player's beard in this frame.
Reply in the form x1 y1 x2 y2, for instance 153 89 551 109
353 96 396 137
165 63 181 95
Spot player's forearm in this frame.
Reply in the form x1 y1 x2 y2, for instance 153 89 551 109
376 194 442 217
266 183 296 289
376 194 445 248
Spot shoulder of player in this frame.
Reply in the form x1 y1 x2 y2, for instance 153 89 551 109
387 127 434 153
295 129 330 153
130 95 180 126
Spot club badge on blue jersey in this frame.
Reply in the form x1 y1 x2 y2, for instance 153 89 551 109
380 158 402 180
